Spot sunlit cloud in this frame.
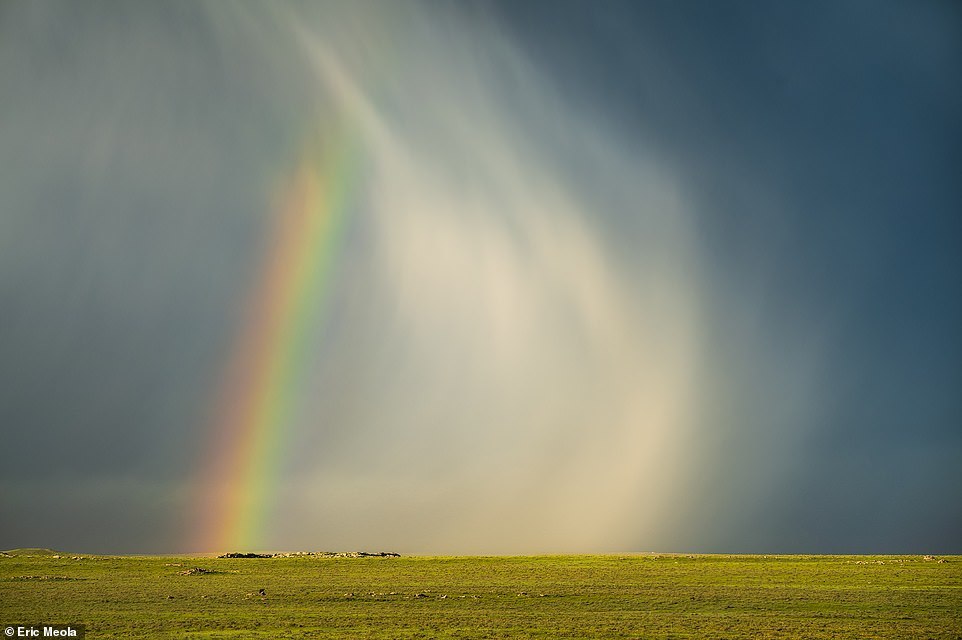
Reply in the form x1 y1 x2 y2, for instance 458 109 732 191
255 9 706 553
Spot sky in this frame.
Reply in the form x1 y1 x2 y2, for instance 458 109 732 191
1 0 960 555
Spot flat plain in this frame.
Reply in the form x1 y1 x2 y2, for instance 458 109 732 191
1 550 960 638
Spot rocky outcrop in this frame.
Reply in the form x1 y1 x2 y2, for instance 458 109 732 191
217 551 400 559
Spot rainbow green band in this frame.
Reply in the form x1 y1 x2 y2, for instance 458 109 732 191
193 122 360 552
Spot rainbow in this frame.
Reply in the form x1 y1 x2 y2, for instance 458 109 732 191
191 122 360 552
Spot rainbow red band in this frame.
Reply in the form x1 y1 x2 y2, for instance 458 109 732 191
192 123 359 552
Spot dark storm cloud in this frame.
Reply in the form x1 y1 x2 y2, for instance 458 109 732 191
0 1 315 549
490 0 962 551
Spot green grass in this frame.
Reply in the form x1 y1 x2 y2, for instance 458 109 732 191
1 552 960 638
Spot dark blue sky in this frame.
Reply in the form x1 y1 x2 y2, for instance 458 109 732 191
490 0 962 551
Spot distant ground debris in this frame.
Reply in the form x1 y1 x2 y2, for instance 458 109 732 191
2 548 64 557
217 551 400 559
923 555 948 563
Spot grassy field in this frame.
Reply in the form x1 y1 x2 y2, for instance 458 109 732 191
1 550 960 639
